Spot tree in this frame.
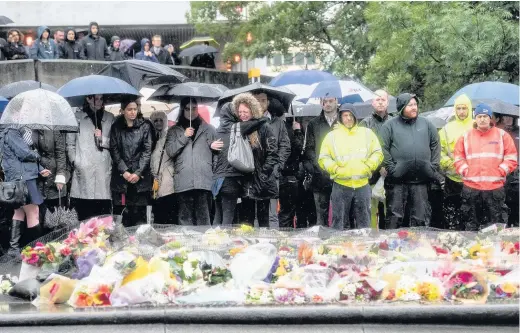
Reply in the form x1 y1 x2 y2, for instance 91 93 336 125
363 1 519 109
187 1 374 79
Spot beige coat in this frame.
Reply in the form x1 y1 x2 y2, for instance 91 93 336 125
150 111 175 198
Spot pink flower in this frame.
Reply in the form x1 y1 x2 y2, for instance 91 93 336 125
35 242 45 248
456 272 473 284
397 230 408 239
60 247 72 257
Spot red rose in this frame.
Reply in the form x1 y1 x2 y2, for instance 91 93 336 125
379 241 389 250
397 230 408 239
457 271 473 284
514 242 519 252
434 246 449 255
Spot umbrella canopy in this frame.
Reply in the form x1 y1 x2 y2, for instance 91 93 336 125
287 104 322 118
425 115 447 129
168 102 220 128
216 82 296 116
352 97 398 118
148 82 228 103
179 45 218 58
444 81 520 106
180 36 220 50
279 84 317 102
269 70 337 87
0 96 8 114
119 39 137 54
57 75 142 107
0 15 14 25
97 60 187 90
471 98 519 117
307 80 375 104
0 80 57 100
0 89 78 132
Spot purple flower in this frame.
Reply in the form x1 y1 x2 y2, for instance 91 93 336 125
72 249 101 279
263 256 280 283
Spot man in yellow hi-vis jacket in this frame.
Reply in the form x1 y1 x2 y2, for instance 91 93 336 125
319 103 383 230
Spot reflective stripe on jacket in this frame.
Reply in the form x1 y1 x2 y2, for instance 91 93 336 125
318 124 383 188
454 127 518 191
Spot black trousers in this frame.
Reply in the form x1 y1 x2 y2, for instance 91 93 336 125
296 184 317 228
442 178 464 230
313 187 332 227
461 185 508 231
278 176 299 228
385 183 430 229
177 190 212 226
152 194 178 225
69 198 112 222
213 178 241 225
239 198 270 227
113 205 147 228
331 183 371 230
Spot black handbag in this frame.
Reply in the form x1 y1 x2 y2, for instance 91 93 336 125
0 131 29 208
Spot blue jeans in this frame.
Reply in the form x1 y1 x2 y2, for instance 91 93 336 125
331 183 371 230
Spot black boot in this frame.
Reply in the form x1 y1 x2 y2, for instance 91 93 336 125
24 224 43 246
7 219 24 261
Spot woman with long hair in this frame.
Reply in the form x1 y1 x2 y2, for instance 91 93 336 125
109 98 153 227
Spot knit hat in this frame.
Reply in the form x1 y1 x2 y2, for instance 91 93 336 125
474 103 493 118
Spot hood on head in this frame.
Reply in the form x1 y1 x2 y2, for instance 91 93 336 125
140 38 150 50
396 93 419 115
150 111 168 134
37 25 50 40
338 103 357 126
231 93 263 120
89 21 99 35
7 29 24 43
111 35 120 47
453 94 473 123
267 97 286 117
217 102 239 131
65 27 76 41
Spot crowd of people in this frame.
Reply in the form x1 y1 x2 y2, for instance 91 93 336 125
0 22 185 65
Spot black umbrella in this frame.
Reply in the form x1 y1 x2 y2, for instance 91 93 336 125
216 82 296 117
97 60 187 90
179 44 218 58
471 98 519 117
286 104 322 118
0 16 14 25
352 97 398 120
148 82 228 103
0 80 57 100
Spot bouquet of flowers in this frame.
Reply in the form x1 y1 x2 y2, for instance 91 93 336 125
21 242 63 267
63 216 114 257
272 287 306 305
444 270 489 304
71 283 112 307
245 283 274 304
338 277 387 303
0 275 16 295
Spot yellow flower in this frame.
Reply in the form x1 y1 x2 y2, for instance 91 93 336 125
469 243 482 259
501 282 518 294
274 265 287 277
396 288 407 299
239 225 254 233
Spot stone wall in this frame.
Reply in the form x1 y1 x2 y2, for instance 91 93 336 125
1 60 272 90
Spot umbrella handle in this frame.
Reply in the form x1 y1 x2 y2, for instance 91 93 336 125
190 103 192 128
58 188 61 207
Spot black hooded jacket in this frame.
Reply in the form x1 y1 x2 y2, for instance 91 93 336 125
79 22 109 61
213 102 268 179
108 35 127 61
266 98 291 177
60 28 82 59
109 115 153 193
379 93 441 184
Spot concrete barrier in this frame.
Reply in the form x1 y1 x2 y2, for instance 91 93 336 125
1 60 272 90
0 60 35 88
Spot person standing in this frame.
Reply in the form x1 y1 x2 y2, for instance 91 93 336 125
254 95 290 228
165 98 221 225
380 93 441 228
3 29 29 60
53 29 64 45
359 89 393 229
303 97 339 226
151 35 181 65
110 98 153 227
30 26 60 59
59 28 82 59
212 99 268 225
236 93 279 227
319 103 383 230
135 38 159 63
438 95 473 230
454 104 518 230
2 128 48 259
67 95 114 221
150 111 176 224
79 22 109 61
107 36 127 61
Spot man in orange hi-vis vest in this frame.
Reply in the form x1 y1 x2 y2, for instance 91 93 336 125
454 103 518 231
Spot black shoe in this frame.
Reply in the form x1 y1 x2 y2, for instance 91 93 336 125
7 219 24 262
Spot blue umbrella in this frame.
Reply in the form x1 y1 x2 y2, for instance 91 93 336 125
0 96 8 115
57 75 142 107
444 81 520 106
307 80 375 104
269 70 338 87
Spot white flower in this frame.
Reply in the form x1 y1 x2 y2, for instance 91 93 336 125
294 294 306 304
259 290 273 304
273 288 288 299
182 261 194 278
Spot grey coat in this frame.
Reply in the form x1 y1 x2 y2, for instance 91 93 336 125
67 110 115 200
34 130 69 200
150 112 174 198
165 121 217 194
